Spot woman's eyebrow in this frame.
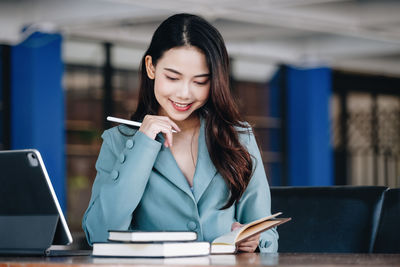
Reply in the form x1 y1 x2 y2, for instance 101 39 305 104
194 73 210 78
164 67 210 77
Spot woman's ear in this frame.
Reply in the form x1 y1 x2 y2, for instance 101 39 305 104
145 55 156 80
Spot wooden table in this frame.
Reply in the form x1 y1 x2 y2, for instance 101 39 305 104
1 253 400 267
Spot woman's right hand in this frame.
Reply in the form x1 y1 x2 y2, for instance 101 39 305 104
231 222 260 252
139 115 181 147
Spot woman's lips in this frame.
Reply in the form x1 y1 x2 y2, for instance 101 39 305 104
170 100 193 111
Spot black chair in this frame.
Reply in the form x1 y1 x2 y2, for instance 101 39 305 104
372 188 400 253
271 186 387 253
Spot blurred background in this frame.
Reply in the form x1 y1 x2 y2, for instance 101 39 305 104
0 0 399 244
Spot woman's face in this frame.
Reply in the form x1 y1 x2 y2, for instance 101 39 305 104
145 46 210 122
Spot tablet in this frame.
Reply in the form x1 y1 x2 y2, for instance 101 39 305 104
0 149 73 255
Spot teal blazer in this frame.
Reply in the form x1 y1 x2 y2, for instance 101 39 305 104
82 119 278 252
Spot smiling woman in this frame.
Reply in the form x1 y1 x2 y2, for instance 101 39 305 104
82 13 278 253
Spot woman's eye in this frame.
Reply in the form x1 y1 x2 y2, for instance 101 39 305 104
166 76 178 81
195 80 209 86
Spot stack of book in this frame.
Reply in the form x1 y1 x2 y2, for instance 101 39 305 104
92 212 291 257
92 231 210 257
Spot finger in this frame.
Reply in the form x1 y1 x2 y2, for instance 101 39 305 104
239 241 258 251
231 222 243 231
237 235 259 246
237 245 256 253
142 116 179 138
165 130 173 147
153 119 176 137
147 119 173 137
139 116 161 139
167 118 181 132
158 126 174 147
244 234 261 242
238 239 258 248
159 122 174 147
159 116 181 132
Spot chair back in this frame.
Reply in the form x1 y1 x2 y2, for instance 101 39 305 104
271 186 387 253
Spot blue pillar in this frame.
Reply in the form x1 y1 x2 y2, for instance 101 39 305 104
286 66 333 185
0 46 3 147
268 67 286 186
11 32 66 211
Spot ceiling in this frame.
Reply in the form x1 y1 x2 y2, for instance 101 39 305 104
1 0 400 80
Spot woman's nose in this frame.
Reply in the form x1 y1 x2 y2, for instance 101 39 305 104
176 82 191 98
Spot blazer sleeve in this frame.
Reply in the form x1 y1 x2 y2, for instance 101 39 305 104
235 130 279 253
82 129 162 245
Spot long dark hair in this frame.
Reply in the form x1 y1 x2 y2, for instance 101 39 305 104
132 13 253 209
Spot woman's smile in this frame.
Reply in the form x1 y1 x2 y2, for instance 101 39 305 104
170 100 193 111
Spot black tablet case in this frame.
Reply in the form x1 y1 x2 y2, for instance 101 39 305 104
0 149 72 255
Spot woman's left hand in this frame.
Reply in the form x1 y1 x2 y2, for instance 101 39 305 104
231 222 260 252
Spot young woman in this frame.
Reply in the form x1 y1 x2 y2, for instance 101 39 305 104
82 13 278 252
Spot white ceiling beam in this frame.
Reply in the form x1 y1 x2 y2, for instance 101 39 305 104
97 0 400 44
215 9 400 45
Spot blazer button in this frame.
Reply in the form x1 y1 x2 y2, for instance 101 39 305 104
187 221 197 231
125 139 134 149
111 170 119 180
119 153 126 163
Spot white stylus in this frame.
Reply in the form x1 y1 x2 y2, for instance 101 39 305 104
107 116 178 133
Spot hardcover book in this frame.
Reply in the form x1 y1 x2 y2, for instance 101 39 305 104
108 230 197 242
92 241 210 258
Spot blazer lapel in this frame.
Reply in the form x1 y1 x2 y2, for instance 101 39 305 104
192 119 218 202
152 118 218 203
153 135 195 201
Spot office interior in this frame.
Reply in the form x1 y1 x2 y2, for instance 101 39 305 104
0 0 399 248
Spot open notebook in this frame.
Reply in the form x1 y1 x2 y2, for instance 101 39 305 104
0 149 90 256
